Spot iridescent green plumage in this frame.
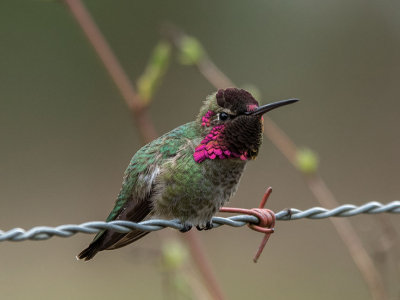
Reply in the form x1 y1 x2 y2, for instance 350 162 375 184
106 122 200 223
78 88 298 260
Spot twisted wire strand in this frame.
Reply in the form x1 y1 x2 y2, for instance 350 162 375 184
1 201 399 242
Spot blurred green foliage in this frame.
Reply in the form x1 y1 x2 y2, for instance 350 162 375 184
296 148 319 175
177 36 204 66
161 240 193 299
1 0 399 299
137 41 171 103
161 240 188 270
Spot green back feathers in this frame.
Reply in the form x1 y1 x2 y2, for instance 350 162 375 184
104 122 201 223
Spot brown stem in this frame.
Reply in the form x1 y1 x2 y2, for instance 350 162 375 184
306 176 387 300
375 215 400 297
64 1 224 299
197 59 234 89
262 117 298 166
184 232 225 300
64 0 157 143
167 27 387 300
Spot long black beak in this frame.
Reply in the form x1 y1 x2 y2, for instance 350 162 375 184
245 98 299 116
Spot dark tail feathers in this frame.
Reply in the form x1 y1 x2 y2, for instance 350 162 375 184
77 240 101 261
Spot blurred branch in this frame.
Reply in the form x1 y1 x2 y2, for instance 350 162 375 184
64 0 156 143
163 25 233 88
63 1 224 300
374 216 400 298
164 25 388 300
305 176 387 300
161 240 211 300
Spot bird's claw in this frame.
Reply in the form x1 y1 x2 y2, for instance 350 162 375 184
205 221 213 230
180 224 192 233
196 221 213 231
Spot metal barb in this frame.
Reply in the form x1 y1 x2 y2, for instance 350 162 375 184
219 187 275 263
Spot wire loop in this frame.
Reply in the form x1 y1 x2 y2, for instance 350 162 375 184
219 187 276 262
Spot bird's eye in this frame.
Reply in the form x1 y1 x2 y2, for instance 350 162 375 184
219 112 229 121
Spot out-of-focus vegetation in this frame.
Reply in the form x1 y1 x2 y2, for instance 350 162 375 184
1 0 399 299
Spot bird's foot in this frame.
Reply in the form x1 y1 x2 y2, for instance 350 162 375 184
196 221 213 231
180 223 192 233
204 221 213 230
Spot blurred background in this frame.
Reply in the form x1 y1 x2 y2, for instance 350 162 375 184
1 0 400 299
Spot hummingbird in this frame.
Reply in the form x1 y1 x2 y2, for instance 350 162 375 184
78 88 298 260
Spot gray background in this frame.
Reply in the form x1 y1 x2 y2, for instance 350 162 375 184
1 0 399 299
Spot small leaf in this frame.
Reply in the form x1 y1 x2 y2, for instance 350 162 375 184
161 240 188 270
296 148 319 174
178 36 204 65
137 41 171 104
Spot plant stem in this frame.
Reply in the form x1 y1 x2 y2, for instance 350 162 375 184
166 27 387 300
63 1 224 299
64 0 156 143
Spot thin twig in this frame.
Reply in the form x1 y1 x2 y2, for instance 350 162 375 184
183 232 224 299
64 0 156 143
165 27 388 300
63 2 224 299
197 59 234 89
262 117 298 166
306 176 386 300
375 216 400 298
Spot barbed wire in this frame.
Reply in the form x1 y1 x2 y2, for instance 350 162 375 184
1 201 399 242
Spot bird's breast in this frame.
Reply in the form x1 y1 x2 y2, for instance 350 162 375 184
152 151 246 224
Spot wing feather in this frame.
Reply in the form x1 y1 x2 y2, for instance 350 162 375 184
77 122 199 260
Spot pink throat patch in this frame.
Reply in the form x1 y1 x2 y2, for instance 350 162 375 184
194 110 248 163
201 110 214 127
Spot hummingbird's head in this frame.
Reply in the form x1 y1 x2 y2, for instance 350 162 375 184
194 88 298 163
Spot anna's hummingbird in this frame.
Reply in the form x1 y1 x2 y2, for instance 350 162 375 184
78 88 298 260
